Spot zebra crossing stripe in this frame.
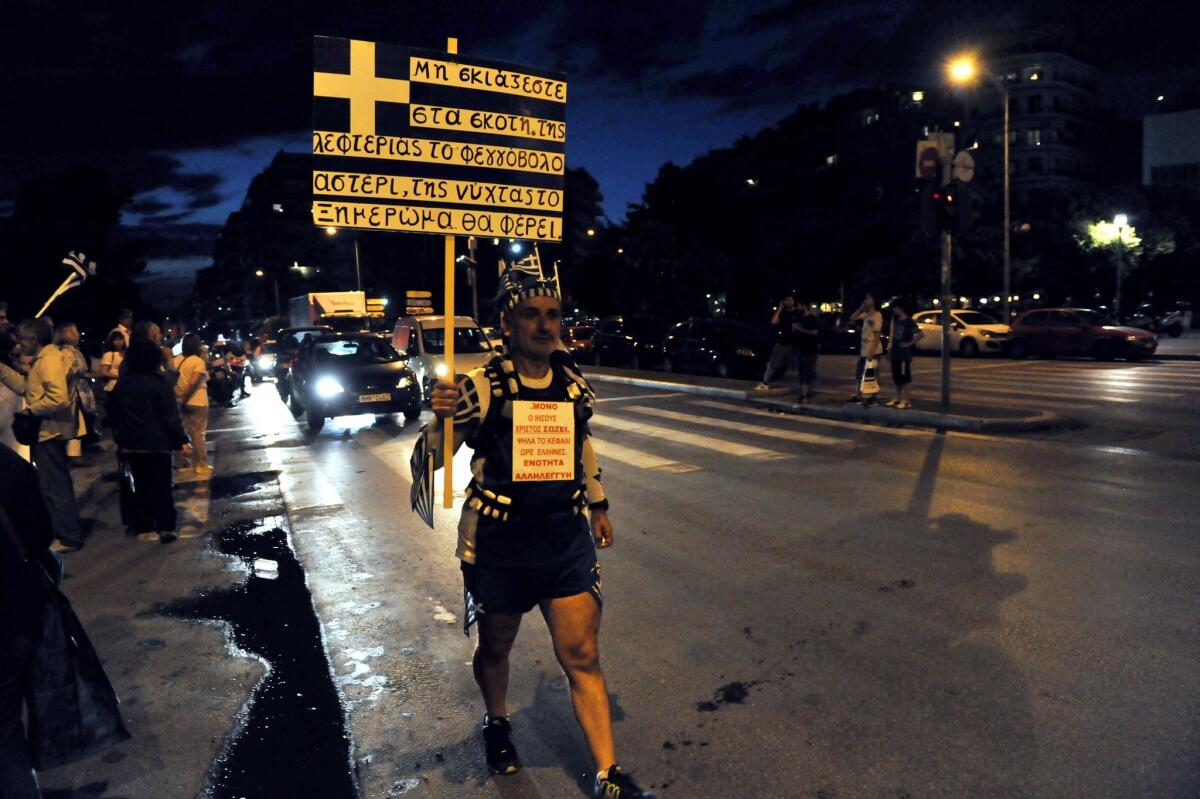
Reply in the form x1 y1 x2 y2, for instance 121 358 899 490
622 405 850 446
591 439 701 472
591 417 791 460
690 400 927 436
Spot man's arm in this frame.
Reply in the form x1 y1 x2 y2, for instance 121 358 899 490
582 436 613 548
428 373 485 464
0 362 25 395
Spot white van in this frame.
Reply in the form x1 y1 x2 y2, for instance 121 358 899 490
392 315 495 401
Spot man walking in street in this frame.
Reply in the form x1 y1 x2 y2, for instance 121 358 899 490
846 292 884 406
423 264 653 798
754 294 802 391
885 299 923 409
0 318 83 552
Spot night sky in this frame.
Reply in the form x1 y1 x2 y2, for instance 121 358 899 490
2 0 1194 304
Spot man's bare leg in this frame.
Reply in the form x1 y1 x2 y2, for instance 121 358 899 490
475 612 523 717
541 591 615 771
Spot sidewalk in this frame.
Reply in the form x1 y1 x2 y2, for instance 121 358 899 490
587 366 1060 433
1154 329 1200 360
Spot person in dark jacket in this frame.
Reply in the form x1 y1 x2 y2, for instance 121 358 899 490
107 338 191 543
0 444 53 798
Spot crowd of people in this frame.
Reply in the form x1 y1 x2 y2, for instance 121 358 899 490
0 306 264 552
755 291 924 408
0 303 274 797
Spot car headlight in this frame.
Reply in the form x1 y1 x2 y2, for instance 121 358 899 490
1125 334 1139 342
734 347 756 358
314 376 344 398
979 329 994 338
396 375 413 389
257 355 274 370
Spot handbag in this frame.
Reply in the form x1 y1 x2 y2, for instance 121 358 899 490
0 504 132 769
859 357 881 396
12 410 41 445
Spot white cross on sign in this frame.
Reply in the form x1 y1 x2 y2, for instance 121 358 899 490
313 39 410 135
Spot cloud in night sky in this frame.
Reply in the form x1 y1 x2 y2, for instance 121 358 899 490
3 0 1197 274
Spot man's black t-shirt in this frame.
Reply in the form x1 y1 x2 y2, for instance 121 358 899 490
891 317 919 361
796 311 820 353
775 307 802 346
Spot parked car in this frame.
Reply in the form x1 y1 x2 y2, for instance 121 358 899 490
1123 302 1188 338
660 318 769 379
563 324 596 360
480 325 505 351
289 332 421 431
912 309 1010 356
391 315 495 401
591 315 668 369
818 313 861 354
1007 308 1157 361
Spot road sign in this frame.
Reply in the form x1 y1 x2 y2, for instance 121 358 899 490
312 37 566 241
952 151 975 183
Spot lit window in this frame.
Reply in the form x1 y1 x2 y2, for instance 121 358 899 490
825 154 838 166
912 90 924 103
1027 128 1042 147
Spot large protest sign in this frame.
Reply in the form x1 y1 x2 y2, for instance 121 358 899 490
312 37 566 241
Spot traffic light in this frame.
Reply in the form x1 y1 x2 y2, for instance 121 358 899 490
931 188 957 230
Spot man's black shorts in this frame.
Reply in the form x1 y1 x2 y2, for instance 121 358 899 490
461 546 602 619
891 356 912 386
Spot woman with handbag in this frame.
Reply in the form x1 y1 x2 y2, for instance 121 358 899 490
108 338 192 543
173 333 210 474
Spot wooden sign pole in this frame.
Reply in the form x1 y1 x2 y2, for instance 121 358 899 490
442 37 459 509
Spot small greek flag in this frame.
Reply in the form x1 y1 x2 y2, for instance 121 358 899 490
62 251 97 282
410 427 435 529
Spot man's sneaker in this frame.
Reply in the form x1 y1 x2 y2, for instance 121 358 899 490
594 764 653 798
884 398 900 407
845 395 862 404
482 714 521 775
896 400 912 410
862 396 877 407
158 530 179 543
752 382 771 391
50 539 81 554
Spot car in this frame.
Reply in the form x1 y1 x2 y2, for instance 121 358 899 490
288 332 422 431
270 326 334 400
391 315 495 402
912 309 1010 356
660 318 769 379
590 316 668 369
480 325 505 351
563 324 596 360
1007 308 1157 361
817 313 862 354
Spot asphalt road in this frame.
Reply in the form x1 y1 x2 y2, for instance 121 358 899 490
41 355 1200 798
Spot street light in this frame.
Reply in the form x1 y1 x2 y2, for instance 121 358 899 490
1114 214 1129 319
324 226 363 292
947 51 1011 323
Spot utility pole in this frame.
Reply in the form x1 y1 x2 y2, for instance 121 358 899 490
940 230 952 410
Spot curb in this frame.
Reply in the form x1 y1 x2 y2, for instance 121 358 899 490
586 372 750 399
587 372 1060 433
745 396 1060 433
1154 353 1200 362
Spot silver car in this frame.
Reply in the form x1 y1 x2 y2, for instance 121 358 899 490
391 315 496 401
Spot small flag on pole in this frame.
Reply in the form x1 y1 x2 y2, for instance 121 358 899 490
410 428 435 529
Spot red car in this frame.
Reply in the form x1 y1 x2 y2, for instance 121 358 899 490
1008 308 1157 361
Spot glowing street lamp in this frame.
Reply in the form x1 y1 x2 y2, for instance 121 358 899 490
947 50 1012 322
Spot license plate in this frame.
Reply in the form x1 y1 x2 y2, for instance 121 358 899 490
358 392 391 403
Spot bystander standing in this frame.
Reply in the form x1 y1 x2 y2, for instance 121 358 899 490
0 333 30 460
796 301 821 403
885 300 922 409
0 319 83 552
108 309 133 350
174 334 211 474
53 323 94 458
846 292 884 406
754 295 802 391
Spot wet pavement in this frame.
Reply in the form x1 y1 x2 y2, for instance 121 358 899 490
155 515 357 799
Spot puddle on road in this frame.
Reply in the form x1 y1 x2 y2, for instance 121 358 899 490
208 471 279 501
154 516 357 799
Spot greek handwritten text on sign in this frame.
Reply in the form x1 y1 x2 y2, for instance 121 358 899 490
410 57 566 102
512 401 575 482
314 201 562 240
312 37 566 241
